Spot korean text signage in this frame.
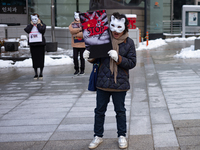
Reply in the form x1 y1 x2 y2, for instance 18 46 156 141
80 10 112 58
0 0 26 14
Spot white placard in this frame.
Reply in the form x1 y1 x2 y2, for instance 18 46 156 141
29 26 42 43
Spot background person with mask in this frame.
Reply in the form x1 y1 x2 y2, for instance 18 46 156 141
24 13 46 79
69 11 86 76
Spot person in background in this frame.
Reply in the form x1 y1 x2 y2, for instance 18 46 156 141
83 12 136 149
69 11 86 76
24 13 46 79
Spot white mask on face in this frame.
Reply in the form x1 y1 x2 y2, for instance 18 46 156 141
74 12 80 21
110 15 125 33
31 15 38 24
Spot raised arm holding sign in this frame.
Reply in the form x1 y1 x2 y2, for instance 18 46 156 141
79 10 112 58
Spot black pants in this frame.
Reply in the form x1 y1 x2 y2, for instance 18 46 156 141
30 45 45 68
73 47 85 71
94 89 127 137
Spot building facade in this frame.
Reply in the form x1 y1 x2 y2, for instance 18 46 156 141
0 0 199 39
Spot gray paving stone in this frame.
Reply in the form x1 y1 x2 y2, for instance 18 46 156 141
0 141 46 150
155 147 180 150
150 107 172 124
173 120 200 128
180 145 200 150
169 107 200 114
131 102 149 116
50 131 117 140
177 136 200 146
171 113 200 120
0 125 57 133
175 126 200 136
8 107 71 114
0 133 52 142
2 112 67 119
128 135 154 150
0 118 63 126
130 116 151 135
152 124 175 134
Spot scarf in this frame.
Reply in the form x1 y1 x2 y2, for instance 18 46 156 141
110 32 129 83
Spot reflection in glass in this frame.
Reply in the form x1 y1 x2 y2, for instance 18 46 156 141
89 0 145 10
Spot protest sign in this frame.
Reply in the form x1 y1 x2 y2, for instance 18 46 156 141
80 10 112 58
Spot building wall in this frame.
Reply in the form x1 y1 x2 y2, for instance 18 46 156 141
0 14 27 25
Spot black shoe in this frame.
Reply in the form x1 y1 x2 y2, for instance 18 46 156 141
39 74 43 79
74 70 79 76
79 70 85 75
34 75 38 79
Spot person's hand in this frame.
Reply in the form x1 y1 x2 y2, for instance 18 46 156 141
37 19 41 24
83 50 90 60
108 50 118 62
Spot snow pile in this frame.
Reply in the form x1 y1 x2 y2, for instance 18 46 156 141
1 36 200 68
165 36 197 42
136 38 167 51
174 45 200 59
0 55 73 68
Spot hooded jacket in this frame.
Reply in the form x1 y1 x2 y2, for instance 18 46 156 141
90 37 136 92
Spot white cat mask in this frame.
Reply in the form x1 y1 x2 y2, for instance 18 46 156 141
110 15 125 33
74 12 80 21
31 15 38 24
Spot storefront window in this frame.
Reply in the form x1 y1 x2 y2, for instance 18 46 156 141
147 0 163 33
28 0 90 27
174 0 194 20
89 0 144 10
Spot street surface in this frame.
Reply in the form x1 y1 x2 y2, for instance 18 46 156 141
0 40 200 150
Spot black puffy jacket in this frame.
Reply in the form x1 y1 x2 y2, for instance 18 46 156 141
24 21 46 46
96 37 136 91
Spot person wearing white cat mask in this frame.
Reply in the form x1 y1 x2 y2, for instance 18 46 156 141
24 13 46 79
69 11 86 76
85 12 136 149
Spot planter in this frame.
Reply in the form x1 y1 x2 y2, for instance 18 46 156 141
4 42 19 51
46 42 58 52
195 39 200 50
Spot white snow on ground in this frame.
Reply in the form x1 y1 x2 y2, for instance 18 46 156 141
0 55 73 68
1 36 200 68
174 45 200 59
136 38 167 51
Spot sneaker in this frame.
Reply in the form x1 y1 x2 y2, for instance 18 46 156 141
88 136 103 149
74 70 79 76
118 136 127 149
39 74 43 79
79 70 85 75
34 75 38 79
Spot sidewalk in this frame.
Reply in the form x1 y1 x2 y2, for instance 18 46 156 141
0 42 200 150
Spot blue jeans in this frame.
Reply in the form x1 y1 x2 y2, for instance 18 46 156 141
94 89 127 137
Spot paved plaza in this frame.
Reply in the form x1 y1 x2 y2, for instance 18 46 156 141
0 40 200 150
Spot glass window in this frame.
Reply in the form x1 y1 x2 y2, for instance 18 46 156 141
28 0 90 27
174 0 194 20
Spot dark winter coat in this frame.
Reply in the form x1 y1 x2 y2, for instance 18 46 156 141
91 37 136 92
24 21 46 46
